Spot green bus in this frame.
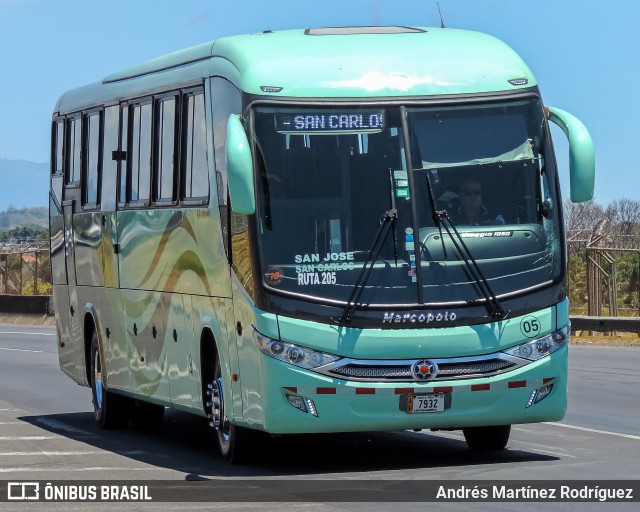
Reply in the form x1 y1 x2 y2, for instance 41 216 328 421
49 26 595 463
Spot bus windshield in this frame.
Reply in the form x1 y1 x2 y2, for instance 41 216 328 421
253 99 561 308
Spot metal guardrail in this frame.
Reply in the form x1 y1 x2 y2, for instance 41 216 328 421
570 315 640 335
0 295 53 315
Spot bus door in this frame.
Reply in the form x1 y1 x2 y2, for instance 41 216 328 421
62 199 85 382
50 119 76 377
57 113 86 383
101 105 122 289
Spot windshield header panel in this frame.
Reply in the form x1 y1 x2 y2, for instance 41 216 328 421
275 110 385 134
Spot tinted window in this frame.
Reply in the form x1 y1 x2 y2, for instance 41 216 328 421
154 97 177 201
119 107 128 203
128 103 152 202
182 92 208 200
66 117 81 184
85 112 101 205
211 78 242 205
53 121 64 175
103 105 120 211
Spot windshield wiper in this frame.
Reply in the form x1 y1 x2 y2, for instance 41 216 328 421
335 207 397 324
335 169 399 324
425 174 508 320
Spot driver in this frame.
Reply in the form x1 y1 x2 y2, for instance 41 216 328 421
452 178 505 226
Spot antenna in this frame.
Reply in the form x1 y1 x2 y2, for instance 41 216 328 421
437 1 446 28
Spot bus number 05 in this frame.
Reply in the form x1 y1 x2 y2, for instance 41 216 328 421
521 317 540 337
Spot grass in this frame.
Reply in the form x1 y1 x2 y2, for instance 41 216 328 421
571 330 640 346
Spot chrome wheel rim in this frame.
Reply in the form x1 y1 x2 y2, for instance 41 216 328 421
94 349 103 410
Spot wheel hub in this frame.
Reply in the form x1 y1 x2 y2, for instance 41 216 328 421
206 377 224 429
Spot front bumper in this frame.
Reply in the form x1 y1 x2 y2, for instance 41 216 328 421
256 344 567 434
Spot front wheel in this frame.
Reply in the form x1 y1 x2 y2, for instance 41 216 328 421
208 356 263 464
90 331 130 429
463 425 511 451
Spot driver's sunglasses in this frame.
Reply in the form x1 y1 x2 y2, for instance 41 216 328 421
460 189 482 196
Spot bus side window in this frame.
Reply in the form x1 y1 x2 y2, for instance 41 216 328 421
211 77 242 261
65 116 81 185
181 91 208 202
127 103 152 204
83 111 102 208
53 121 64 175
50 120 64 212
153 96 178 203
118 106 128 205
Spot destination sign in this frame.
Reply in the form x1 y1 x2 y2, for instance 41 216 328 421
276 111 385 133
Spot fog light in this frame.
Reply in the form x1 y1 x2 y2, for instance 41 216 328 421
526 384 554 408
286 394 308 413
285 394 318 417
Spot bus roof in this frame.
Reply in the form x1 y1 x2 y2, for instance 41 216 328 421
56 26 537 114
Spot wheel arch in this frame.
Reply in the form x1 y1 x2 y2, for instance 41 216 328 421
200 326 218 413
83 304 100 386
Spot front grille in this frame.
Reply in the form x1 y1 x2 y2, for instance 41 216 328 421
330 365 411 379
321 354 523 382
437 359 514 376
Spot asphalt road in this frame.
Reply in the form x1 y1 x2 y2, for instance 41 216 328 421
0 324 638 511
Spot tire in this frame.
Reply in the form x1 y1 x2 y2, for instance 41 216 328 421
463 425 511 451
131 399 165 430
209 355 263 464
90 330 130 429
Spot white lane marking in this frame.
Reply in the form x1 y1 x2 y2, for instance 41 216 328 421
0 331 56 336
0 408 22 412
545 422 640 440
0 466 167 473
0 436 56 441
0 451 102 456
0 347 44 353
0 422 22 425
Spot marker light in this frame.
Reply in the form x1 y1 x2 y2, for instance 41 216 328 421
502 324 570 361
252 326 342 370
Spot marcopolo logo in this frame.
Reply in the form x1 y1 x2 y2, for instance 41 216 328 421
382 311 457 324
8 482 40 501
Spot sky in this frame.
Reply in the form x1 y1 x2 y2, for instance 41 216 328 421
0 0 637 206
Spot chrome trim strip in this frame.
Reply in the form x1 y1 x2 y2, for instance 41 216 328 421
316 352 527 382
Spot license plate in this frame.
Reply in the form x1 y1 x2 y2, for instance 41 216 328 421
406 393 445 414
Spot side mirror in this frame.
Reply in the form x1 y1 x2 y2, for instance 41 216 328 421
547 107 595 203
226 114 255 214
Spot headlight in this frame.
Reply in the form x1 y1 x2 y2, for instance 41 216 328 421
252 327 342 370
502 323 570 361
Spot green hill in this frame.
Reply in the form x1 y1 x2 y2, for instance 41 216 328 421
0 206 48 230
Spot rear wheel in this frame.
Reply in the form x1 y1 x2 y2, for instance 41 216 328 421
90 331 130 429
208 355 262 464
463 425 511 451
